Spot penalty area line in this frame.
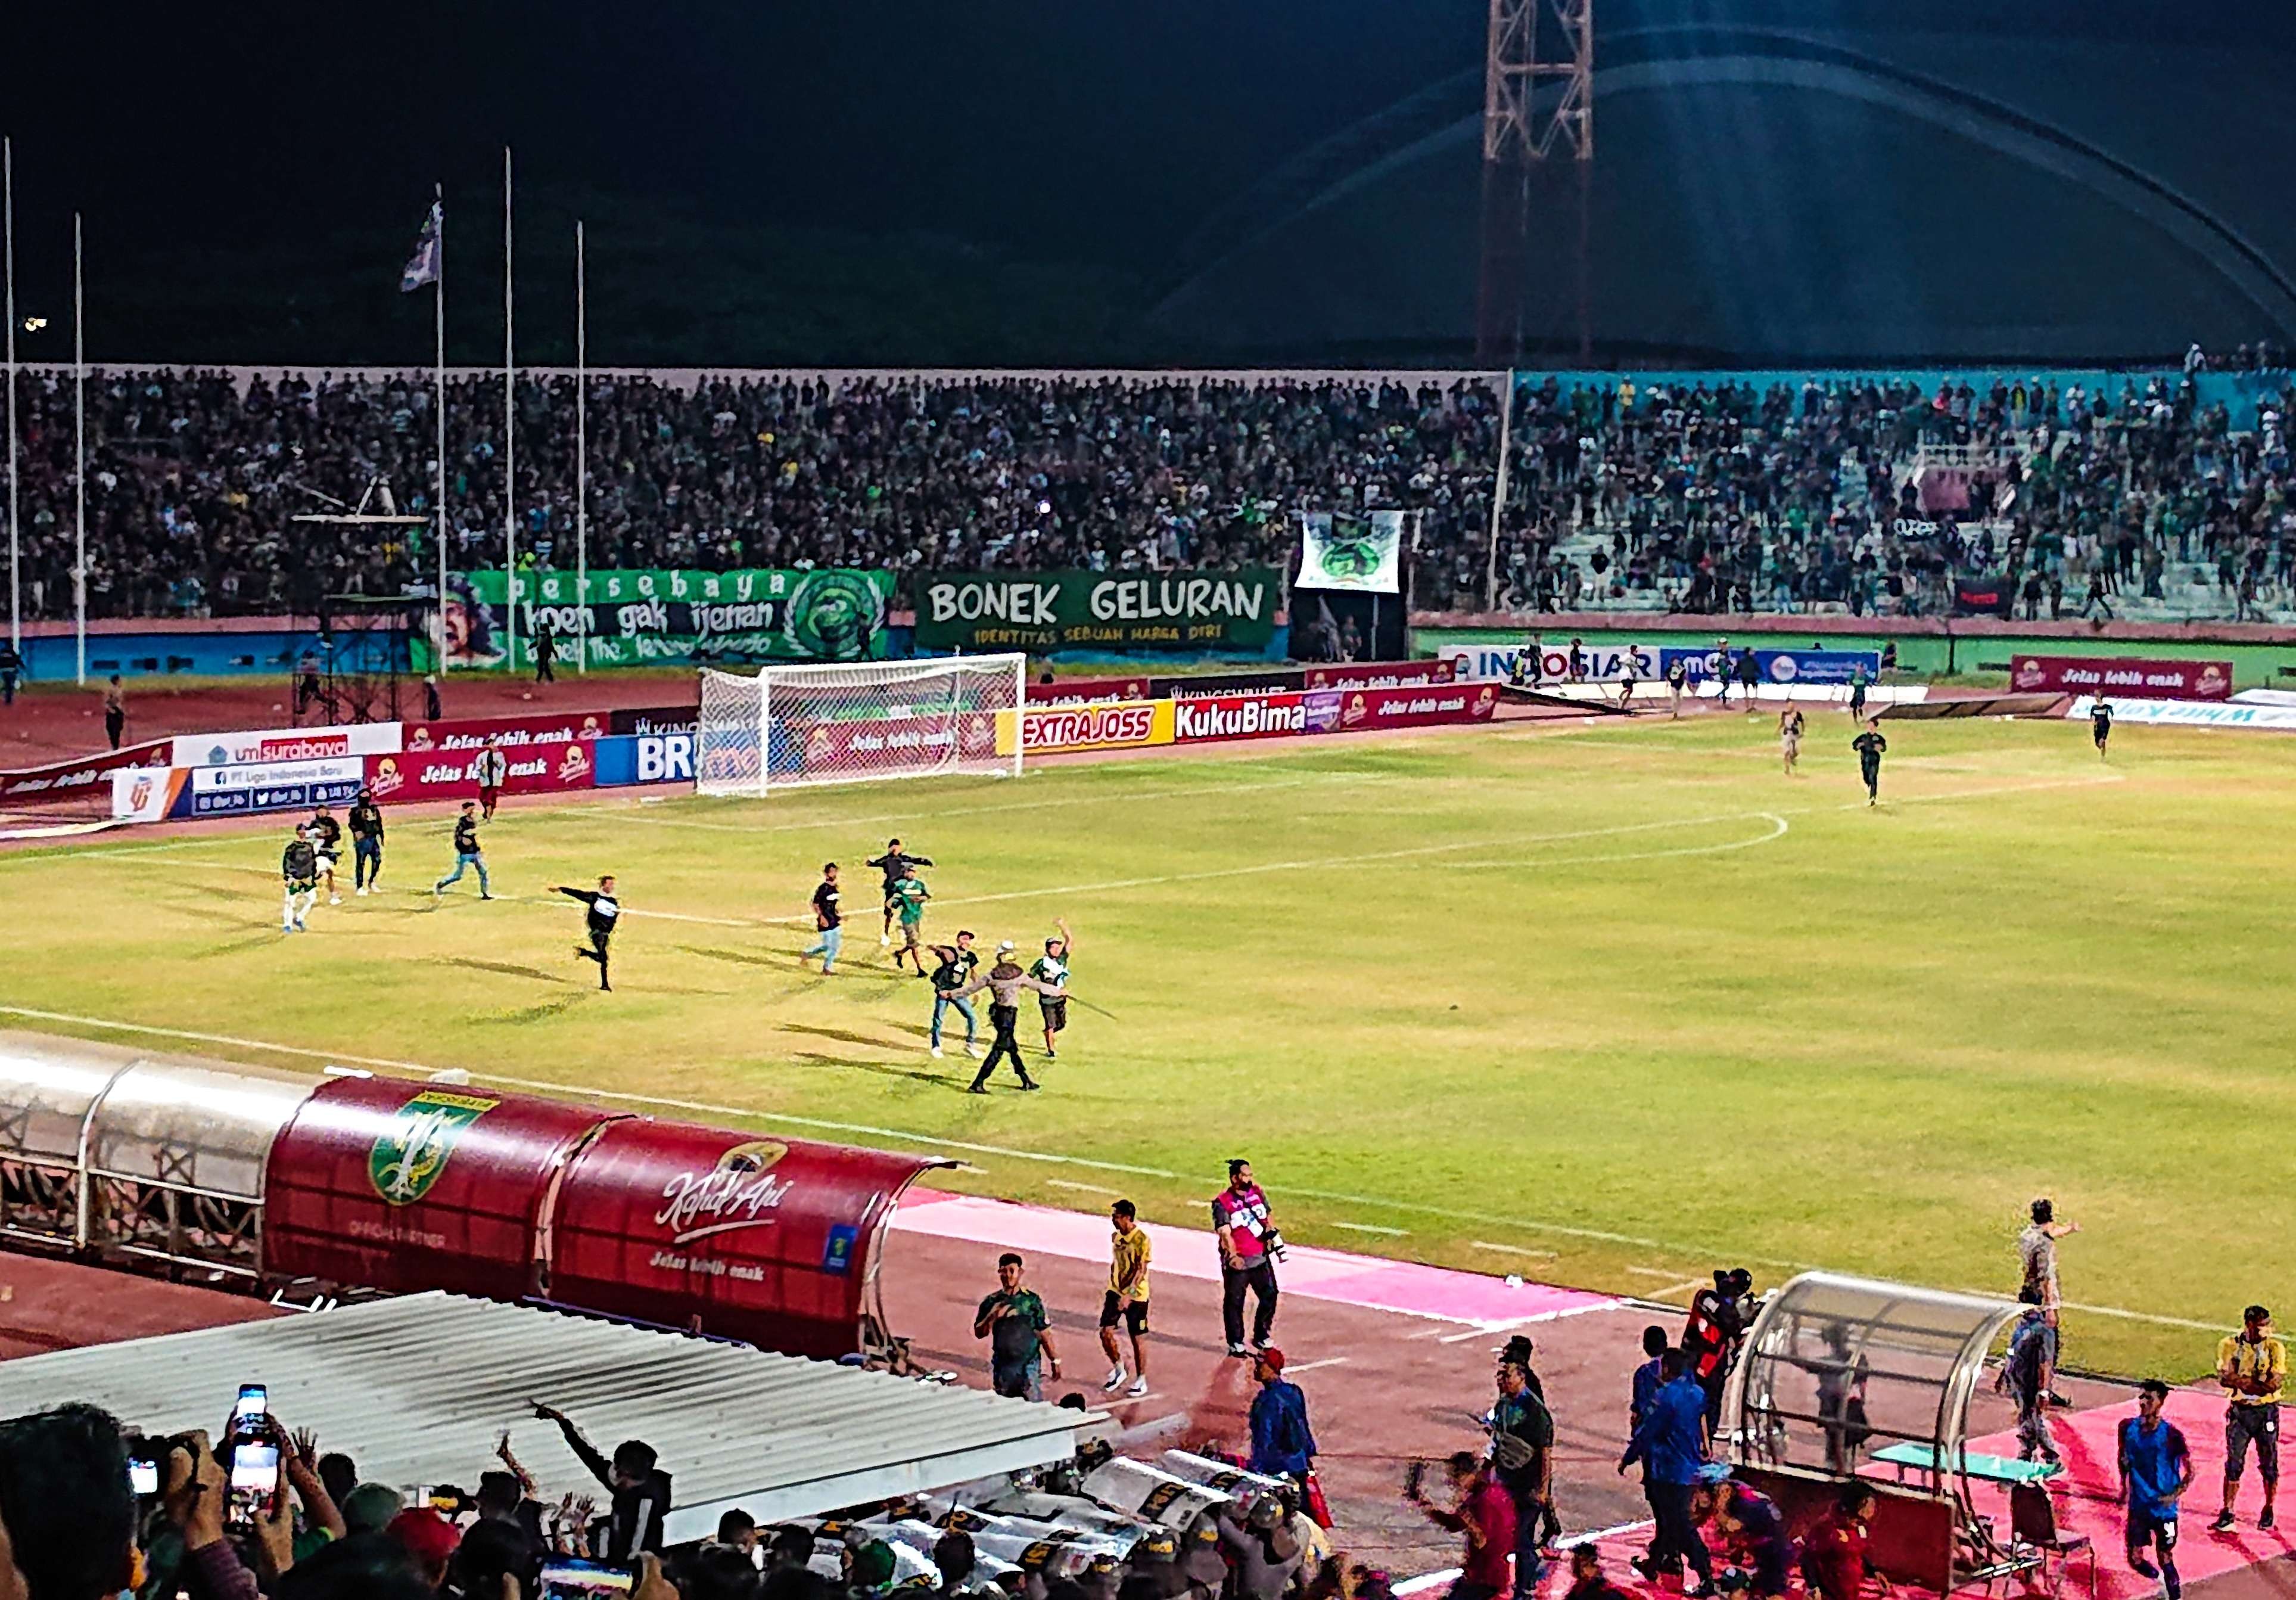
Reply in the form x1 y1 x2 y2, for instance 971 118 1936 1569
0 1004 2226 1335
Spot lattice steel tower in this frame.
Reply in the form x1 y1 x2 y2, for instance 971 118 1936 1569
1476 0 1594 365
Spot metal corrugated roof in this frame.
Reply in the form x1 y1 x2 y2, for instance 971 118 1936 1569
0 1293 1088 1543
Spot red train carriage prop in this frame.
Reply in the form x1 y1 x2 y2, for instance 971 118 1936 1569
0 1033 952 1361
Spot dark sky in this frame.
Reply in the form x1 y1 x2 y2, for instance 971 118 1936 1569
3 1 2289 362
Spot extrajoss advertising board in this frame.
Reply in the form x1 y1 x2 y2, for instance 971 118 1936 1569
993 698 1178 756
2013 655 2232 701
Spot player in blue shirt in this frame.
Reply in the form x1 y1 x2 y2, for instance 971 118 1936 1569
2118 1380 2192 1599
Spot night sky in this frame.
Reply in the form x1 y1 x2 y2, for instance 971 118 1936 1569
2 1 2288 364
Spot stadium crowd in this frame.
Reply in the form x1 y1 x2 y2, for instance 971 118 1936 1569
4 363 2292 625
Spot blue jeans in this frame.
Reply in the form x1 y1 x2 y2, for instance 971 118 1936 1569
1510 1490 1546 1600
931 994 977 1047
802 925 844 971
353 836 383 888
435 852 489 894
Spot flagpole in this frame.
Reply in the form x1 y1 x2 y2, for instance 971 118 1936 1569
502 146 517 675
4 135 18 658
434 183 448 678
73 210 85 685
574 218 587 676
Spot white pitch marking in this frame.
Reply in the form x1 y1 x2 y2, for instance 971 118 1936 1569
1046 1179 1121 1197
1331 1220 1407 1236
1281 1357 1351 1375
1471 1241 1558 1260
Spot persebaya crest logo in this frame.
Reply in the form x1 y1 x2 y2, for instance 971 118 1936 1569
783 570 886 661
1317 526 1393 583
368 1090 499 1206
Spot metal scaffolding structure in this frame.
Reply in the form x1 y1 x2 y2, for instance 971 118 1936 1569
1477 0 1594 365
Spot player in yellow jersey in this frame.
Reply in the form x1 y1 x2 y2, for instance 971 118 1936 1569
1099 1199 1152 1398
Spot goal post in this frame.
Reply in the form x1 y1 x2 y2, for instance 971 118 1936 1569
695 654 1027 797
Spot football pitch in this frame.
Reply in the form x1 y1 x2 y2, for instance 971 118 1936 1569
4 711 2289 1378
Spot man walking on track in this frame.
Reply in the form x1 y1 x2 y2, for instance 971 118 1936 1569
475 735 509 820
535 622 558 685
1099 1199 1152 1398
103 675 126 750
555 874 620 992
1852 719 1887 805
1490 1342 1556 1600
974 1251 1058 1400
433 801 492 899
2020 1197 2078 1405
1619 1348 1715 1596
2120 1381 2192 1600
1214 1158 1283 1357
943 941 1065 1093
801 863 843 974
2213 1304 2283 1531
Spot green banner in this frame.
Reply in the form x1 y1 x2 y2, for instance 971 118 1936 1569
441 568 892 669
914 568 1281 654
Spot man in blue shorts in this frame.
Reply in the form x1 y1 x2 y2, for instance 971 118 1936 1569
2120 1380 2192 1599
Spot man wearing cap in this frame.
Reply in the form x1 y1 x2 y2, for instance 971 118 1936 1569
387 1506 463 1588
1214 1160 1283 1359
945 944 1066 1093
1684 1269 1754 1437
347 787 386 895
1491 1341 1555 1598
1247 1349 1317 1486
2212 1304 2283 1531
2020 1199 2078 1406
975 1252 1060 1400
2120 1380 2192 1599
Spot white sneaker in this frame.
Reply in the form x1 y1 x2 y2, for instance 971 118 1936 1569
966 1042 985 1058
1126 1376 1149 1398
930 1045 944 1059
356 886 369 897
1102 1366 1127 1393
879 931 892 946
329 893 342 905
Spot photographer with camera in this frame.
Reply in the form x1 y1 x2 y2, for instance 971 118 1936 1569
1214 1159 1284 1359
1405 1453 1516 1600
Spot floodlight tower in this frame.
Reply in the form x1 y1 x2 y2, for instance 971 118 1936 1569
1476 0 1593 365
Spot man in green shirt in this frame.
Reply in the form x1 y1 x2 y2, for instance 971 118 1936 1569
1852 720 1887 806
888 865 931 973
974 1252 1059 1400
1029 917 1074 1060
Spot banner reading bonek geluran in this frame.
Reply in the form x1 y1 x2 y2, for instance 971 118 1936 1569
914 568 1281 654
441 568 892 669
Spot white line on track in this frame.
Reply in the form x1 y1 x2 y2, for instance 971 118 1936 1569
0 1001 2226 1333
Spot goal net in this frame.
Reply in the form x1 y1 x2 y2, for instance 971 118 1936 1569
695 654 1026 797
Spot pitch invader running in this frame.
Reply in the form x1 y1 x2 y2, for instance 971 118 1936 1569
868 837 933 947
281 827 320 933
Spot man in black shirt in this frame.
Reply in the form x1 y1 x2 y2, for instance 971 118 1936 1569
866 837 933 946
2092 696 2113 759
433 801 492 898
0 640 19 704
306 803 346 905
531 1403 670 1560
555 875 621 991
281 829 319 933
534 622 558 685
347 788 385 895
801 862 843 973
926 931 984 1060
1852 720 1887 806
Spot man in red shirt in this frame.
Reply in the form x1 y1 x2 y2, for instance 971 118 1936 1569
1800 1483 1892 1600
1408 1452 1517 1600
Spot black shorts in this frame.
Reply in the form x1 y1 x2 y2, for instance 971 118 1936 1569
1038 996 1068 1032
2226 1404 2281 1483
1099 1292 1147 1334
2126 1509 2178 1552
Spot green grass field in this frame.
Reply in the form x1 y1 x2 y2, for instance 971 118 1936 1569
5 711 2289 1378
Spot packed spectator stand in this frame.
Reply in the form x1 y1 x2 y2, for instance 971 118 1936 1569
7 357 2293 633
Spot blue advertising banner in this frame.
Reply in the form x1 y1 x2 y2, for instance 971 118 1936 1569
1660 647 1880 686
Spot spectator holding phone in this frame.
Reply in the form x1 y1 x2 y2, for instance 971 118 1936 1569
531 1403 671 1559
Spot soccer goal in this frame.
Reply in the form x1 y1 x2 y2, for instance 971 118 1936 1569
695 654 1027 797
